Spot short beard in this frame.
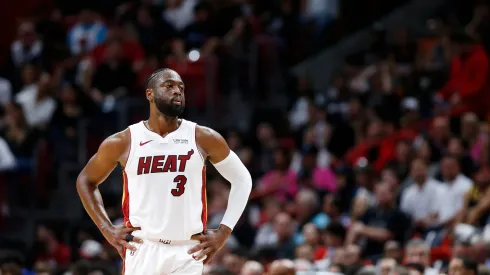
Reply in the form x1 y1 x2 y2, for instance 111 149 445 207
154 97 185 118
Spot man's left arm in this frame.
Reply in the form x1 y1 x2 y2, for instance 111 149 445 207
188 125 252 262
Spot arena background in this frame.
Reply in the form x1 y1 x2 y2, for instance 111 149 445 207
0 0 489 274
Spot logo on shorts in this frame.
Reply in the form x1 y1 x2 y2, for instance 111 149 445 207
130 250 135 256
173 139 188 144
159 239 172 244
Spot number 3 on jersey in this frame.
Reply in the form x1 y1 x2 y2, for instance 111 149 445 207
171 175 187 196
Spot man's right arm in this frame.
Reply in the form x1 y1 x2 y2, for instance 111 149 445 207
76 130 129 232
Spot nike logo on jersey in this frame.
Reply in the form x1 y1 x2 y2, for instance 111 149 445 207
140 140 153 146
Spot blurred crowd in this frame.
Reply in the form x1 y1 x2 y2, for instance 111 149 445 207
1 0 490 274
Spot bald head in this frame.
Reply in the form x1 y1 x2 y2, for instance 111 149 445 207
268 259 295 275
241 261 264 275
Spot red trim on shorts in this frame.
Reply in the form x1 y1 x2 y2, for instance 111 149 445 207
122 171 132 227
201 166 207 230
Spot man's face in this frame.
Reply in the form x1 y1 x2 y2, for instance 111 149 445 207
148 71 186 118
405 245 429 267
449 258 464 275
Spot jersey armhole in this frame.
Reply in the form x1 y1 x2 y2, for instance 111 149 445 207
193 123 205 163
123 127 135 171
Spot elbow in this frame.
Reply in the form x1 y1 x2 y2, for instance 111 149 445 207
76 172 94 195
244 173 253 196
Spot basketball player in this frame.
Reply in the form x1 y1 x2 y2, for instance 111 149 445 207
76 68 252 274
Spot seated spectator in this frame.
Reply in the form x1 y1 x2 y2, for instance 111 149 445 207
312 194 351 230
447 137 477 178
256 147 298 202
448 257 478 275
458 166 490 227
346 182 411 257
437 32 490 117
271 212 297 259
297 145 337 193
378 258 397 275
8 21 44 89
90 40 136 109
67 8 107 56
400 158 444 233
268 259 295 275
15 73 56 129
2 103 40 164
438 155 473 227
240 261 264 275
404 238 439 275
384 241 403 264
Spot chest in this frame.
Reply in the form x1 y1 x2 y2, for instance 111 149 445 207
128 135 202 176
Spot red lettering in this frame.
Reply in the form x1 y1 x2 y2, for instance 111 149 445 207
171 175 187 196
151 155 165 173
137 157 152 175
163 155 177 172
178 149 194 172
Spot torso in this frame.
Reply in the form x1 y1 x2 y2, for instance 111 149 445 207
122 119 207 240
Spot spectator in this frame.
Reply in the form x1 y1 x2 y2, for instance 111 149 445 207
438 32 490 117
458 166 490 227
271 212 296 259
438 155 473 227
240 261 264 275
90 40 135 108
448 257 478 275
346 182 411 257
384 241 403 264
400 158 444 233
268 259 295 275
404 238 439 275
2 102 40 161
378 258 397 275
67 8 108 56
256 147 298 202
162 0 197 32
9 21 44 74
15 73 56 129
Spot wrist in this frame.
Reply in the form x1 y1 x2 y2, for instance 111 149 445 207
99 222 115 233
218 224 232 235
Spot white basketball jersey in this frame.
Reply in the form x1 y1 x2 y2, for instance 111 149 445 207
122 120 207 240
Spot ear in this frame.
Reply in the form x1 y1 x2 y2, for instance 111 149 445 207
146 88 153 101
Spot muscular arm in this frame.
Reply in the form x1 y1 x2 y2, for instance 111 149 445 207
196 126 252 232
76 130 129 232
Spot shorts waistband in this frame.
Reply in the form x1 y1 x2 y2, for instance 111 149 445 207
131 227 202 245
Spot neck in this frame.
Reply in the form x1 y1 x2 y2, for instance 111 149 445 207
148 113 180 136
415 179 425 186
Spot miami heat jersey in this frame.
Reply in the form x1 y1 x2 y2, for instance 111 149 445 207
122 120 207 240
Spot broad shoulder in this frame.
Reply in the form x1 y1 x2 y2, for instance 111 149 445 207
98 128 131 163
195 124 230 163
195 125 226 145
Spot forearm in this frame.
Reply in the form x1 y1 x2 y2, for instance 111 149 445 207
77 175 113 231
213 151 252 230
360 226 392 242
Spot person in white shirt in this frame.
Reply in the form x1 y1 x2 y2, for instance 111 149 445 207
15 73 56 128
401 158 444 231
439 155 473 226
0 137 16 171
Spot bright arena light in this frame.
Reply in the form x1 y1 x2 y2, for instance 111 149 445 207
188 49 200 62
